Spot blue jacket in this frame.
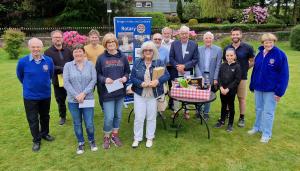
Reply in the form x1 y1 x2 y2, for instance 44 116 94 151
130 58 170 98
16 54 54 100
95 50 131 102
249 46 289 97
169 40 198 80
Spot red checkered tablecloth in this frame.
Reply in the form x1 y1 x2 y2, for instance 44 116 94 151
170 86 210 100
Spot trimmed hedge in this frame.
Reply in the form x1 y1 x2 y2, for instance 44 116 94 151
290 25 300 51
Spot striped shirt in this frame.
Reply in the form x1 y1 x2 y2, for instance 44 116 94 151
63 60 96 103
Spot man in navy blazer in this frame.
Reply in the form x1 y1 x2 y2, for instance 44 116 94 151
169 25 198 119
195 32 222 120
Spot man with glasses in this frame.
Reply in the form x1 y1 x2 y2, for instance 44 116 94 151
44 30 73 125
152 33 169 66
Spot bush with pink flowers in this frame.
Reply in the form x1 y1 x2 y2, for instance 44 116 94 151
242 6 269 24
63 31 87 48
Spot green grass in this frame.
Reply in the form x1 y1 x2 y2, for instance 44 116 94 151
0 42 300 171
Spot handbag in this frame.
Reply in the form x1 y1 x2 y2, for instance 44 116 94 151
157 94 167 112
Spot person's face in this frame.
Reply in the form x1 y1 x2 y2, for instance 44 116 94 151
106 39 117 51
73 48 85 62
29 40 43 58
179 30 189 43
89 34 100 45
162 29 172 41
51 32 63 47
231 30 242 43
153 35 162 48
203 35 213 47
143 46 154 60
263 40 275 52
226 51 236 63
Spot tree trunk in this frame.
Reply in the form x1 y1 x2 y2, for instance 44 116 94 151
276 0 281 17
284 0 288 17
292 0 299 24
260 0 265 7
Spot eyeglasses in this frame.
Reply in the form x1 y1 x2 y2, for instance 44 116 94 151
106 40 115 44
153 38 162 41
143 49 153 52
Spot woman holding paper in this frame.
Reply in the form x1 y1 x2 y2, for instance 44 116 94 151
95 33 130 149
130 41 170 148
63 44 97 154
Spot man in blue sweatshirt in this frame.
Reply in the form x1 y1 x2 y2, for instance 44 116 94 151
16 38 54 152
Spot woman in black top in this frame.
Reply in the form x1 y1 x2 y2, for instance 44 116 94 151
215 48 241 132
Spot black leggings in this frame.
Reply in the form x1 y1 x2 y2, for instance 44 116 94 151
220 93 236 125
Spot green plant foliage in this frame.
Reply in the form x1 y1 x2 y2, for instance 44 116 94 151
3 29 25 60
166 15 181 23
177 0 183 21
183 1 200 21
136 12 167 27
188 19 199 26
219 36 232 49
290 25 300 51
267 16 286 25
199 0 232 18
274 31 290 41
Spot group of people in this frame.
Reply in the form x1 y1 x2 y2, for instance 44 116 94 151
16 25 289 154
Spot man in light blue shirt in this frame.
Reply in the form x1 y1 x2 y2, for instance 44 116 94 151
152 33 169 66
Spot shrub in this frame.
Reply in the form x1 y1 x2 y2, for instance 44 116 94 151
136 12 166 27
290 25 300 51
219 36 232 49
274 31 290 41
242 6 269 24
183 2 200 21
267 16 285 25
3 29 25 59
63 31 87 49
188 19 198 26
222 20 231 24
166 15 181 23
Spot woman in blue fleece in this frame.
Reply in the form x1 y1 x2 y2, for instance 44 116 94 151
248 33 289 143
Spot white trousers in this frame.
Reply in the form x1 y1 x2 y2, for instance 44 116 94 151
133 93 157 141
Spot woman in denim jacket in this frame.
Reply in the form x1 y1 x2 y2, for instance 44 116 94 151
130 41 170 148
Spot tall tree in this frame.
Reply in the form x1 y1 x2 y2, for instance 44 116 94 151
292 0 299 24
177 0 183 21
199 0 232 18
276 0 281 17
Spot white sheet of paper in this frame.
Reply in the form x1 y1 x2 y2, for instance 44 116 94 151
79 99 95 108
105 78 124 93
178 71 191 77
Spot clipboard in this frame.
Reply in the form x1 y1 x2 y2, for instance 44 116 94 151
57 74 64 87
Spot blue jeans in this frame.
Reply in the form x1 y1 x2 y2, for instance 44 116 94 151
103 98 124 133
68 103 95 143
252 91 277 138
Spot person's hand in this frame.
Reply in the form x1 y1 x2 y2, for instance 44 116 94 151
105 78 114 84
176 64 185 73
149 80 159 88
274 95 281 102
76 92 86 103
120 76 127 83
213 80 218 85
141 82 149 88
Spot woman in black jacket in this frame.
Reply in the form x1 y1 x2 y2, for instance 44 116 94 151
215 48 241 132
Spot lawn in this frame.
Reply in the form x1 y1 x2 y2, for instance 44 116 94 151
0 41 299 171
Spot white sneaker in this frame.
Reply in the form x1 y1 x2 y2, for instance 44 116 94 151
132 140 139 148
146 139 153 148
260 137 271 143
247 129 258 135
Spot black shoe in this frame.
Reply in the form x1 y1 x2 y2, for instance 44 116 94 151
42 135 55 141
237 118 245 127
226 125 233 132
195 113 201 121
158 112 166 120
59 117 66 125
32 142 40 152
214 121 224 128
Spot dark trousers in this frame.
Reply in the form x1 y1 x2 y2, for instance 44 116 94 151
167 66 174 109
53 85 67 118
220 92 236 125
24 98 51 143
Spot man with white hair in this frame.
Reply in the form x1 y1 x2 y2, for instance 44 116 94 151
169 25 198 119
152 33 169 65
195 31 222 121
17 38 54 152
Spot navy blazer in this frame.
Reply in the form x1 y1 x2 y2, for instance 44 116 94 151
169 40 198 80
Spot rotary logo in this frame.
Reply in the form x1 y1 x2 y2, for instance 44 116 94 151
137 24 146 33
269 58 275 64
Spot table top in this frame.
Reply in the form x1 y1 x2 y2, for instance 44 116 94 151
170 92 216 104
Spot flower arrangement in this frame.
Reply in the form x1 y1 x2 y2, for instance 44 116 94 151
172 30 197 40
63 31 87 48
242 6 268 24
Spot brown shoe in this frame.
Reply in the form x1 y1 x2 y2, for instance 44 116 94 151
184 112 190 120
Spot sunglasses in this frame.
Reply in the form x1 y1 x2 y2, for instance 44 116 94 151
143 49 153 52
